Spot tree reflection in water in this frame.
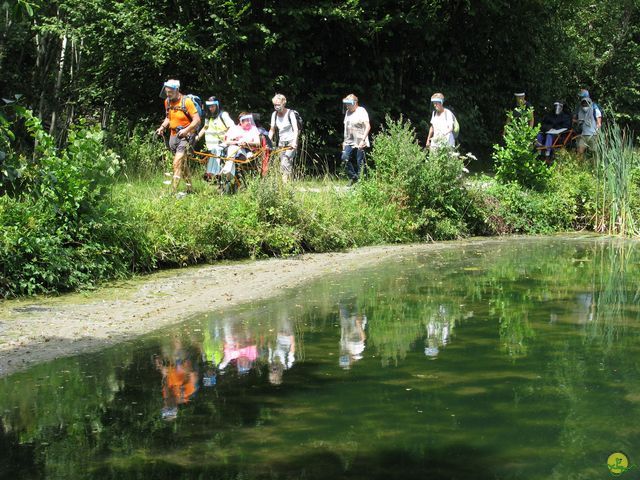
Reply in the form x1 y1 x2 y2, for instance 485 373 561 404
0 238 639 479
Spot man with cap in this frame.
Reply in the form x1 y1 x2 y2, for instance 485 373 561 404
572 89 602 156
512 92 535 128
156 79 201 197
536 100 572 160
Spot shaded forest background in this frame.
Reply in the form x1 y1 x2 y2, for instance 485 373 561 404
1 0 639 164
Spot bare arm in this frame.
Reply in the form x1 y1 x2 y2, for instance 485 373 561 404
426 126 434 145
196 124 206 141
358 121 370 149
156 115 170 136
343 122 348 149
268 112 276 140
180 113 201 137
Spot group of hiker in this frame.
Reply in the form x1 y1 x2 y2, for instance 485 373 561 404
156 79 277 196
510 89 603 160
156 79 372 195
156 78 603 196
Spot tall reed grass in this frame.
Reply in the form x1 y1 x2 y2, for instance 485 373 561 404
593 120 640 236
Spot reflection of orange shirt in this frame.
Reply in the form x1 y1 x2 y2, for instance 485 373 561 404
164 365 197 404
165 95 197 134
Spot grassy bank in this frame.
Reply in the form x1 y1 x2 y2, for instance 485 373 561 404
2 111 639 297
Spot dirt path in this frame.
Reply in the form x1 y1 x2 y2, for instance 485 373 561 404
0 240 497 377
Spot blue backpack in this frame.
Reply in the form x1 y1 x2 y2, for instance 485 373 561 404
165 94 205 126
592 102 603 123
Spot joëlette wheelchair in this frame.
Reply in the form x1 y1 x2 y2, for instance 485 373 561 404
193 137 292 193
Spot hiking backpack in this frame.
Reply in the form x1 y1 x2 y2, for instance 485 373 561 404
450 110 460 140
271 109 303 133
289 109 303 131
165 94 205 126
592 102 603 123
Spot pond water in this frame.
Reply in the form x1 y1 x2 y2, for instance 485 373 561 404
1 237 640 480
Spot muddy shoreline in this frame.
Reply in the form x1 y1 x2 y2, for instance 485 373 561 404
0 240 502 377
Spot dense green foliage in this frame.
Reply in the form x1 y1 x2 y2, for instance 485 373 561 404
492 109 553 190
366 117 476 239
0 104 152 296
1 0 640 159
4 110 639 297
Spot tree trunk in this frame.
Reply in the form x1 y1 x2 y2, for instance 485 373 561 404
0 7 12 60
49 32 68 136
36 33 54 120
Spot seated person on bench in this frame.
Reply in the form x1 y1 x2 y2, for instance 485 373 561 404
536 100 572 159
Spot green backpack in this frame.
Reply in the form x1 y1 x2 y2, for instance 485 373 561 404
449 110 460 140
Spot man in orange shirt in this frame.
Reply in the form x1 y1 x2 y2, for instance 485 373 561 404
156 79 201 197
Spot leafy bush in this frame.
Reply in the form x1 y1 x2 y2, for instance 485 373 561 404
469 166 588 235
549 152 597 230
0 195 152 296
493 109 552 191
0 107 153 297
367 117 474 239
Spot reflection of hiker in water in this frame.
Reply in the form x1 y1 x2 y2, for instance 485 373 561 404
575 292 595 324
424 304 453 358
218 318 258 375
339 303 367 369
268 315 296 385
154 338 199 420
201 324 224 387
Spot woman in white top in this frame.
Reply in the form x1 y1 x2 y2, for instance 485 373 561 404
268 93 299 182
341 93 371 185
426 92 455 150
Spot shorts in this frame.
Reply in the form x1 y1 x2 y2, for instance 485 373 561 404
577 134 595 150
278 141 297 175
169 134 195 154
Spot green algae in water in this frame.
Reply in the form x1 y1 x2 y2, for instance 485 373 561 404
1 237 640 480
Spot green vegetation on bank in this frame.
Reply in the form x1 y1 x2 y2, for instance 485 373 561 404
2 0 640 158
1 103 640 297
